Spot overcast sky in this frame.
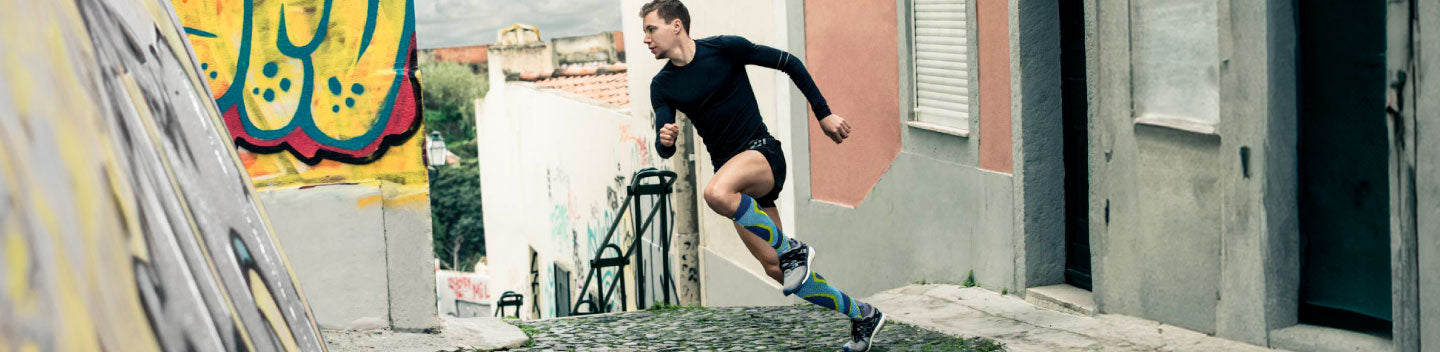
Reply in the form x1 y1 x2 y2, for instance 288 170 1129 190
415 0 624 49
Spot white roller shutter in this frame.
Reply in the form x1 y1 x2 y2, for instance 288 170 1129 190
912 0 970 131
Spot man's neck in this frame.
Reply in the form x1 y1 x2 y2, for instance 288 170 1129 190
669 37 697 67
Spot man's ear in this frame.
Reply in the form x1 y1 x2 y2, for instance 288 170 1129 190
671 19 683 34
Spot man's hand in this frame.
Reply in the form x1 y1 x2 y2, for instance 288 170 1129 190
658 123 680 147
819 114 851 144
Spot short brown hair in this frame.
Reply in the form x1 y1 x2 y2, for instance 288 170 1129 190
639 0 691 34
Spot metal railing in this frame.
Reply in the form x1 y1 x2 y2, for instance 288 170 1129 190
571 168 678 315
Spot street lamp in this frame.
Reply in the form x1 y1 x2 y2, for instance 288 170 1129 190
426 131 447 169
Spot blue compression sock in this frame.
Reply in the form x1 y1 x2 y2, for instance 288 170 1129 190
732 195 869 320
731 194 794 254
795 272 871 320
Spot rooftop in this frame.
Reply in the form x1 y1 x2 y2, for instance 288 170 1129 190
532 71 630 108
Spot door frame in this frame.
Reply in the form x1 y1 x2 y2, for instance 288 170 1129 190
1384 0 1420 349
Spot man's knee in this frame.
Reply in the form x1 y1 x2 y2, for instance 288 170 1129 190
703 183 736 214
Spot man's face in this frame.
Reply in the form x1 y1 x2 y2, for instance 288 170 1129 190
641 11 678 60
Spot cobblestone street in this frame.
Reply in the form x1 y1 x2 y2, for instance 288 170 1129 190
503 305 1004 351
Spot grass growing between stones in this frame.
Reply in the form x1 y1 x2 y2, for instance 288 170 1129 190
515 324 541 348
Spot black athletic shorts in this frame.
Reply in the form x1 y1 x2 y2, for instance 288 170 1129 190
712 136 786 209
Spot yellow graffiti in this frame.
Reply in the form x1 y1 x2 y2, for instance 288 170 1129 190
2 232 28 313
0 0 325 350
252 270 303 351
176 0 428 190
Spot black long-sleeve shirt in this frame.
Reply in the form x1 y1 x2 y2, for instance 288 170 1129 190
650 35 831 165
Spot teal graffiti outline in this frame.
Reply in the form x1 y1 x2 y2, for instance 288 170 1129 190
211 0 415 153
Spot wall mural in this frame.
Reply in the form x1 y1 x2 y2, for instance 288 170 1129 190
0 0 324 351
174 0 426 189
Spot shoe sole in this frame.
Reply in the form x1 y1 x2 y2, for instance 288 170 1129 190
783 246 816 295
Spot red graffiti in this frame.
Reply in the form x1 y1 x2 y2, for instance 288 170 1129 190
447 276 490 301
618 125 651 166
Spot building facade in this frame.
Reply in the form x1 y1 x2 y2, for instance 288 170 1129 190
619 0 1439 350
172 0 438 332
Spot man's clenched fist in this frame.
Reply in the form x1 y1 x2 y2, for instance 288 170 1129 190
819 114 851 144
658 123 679 147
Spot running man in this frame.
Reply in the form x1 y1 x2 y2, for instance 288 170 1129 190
639 1 885 350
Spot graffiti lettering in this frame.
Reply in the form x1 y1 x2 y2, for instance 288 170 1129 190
177 0 421 164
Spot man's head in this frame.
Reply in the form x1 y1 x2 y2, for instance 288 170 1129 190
639 0 690 60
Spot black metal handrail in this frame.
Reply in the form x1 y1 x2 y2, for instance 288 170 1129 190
570 168 677 315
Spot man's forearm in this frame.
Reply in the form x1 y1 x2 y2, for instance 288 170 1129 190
762 48 832 120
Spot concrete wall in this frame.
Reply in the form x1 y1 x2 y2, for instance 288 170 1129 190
259 182 435 331
173 0 438 332
252 182 435 332
790 0 1017 299
1079 0 1440 349
0 0 324 349
1008 0 1065 293
1208 0 1300 344
1088 0 1440 349
261 184 386 330
478 67 662 318
553 32 620 65
1089 0 1242 337
381 182 441 330
622 0 800 308
490 45 555 77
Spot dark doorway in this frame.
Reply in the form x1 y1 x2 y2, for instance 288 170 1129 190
553 264 571 317
1297 0 1391 336
1060 0 1091 290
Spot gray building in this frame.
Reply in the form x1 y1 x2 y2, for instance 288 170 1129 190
1082 1 1436 350
622 0 1440 350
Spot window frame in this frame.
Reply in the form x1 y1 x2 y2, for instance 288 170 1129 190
900 0 979 137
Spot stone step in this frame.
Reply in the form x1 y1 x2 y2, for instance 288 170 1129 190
1024 284 1095 317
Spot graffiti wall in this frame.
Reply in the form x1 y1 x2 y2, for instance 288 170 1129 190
478 81 660 319
171 0 438 331
173 0 426 190
436 269 491 317
0 0 323 350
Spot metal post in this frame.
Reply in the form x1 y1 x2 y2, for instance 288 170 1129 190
633 184 646 310
660 185 673 306
618 265 627 312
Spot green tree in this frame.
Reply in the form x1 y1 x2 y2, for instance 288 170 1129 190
422 62 487 270
430 160 485 271
419 61 486 158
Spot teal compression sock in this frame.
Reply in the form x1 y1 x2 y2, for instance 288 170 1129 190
733 194 870 319
731 194 793 253
795 272 870 320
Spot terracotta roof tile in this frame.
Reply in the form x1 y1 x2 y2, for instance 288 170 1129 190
534 72 630 107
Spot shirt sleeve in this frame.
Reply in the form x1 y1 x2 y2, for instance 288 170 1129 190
651 80 677 159
717 35 833 121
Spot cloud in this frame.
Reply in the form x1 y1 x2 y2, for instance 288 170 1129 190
416 0 623 49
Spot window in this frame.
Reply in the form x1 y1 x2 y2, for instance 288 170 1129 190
908 0 973 135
